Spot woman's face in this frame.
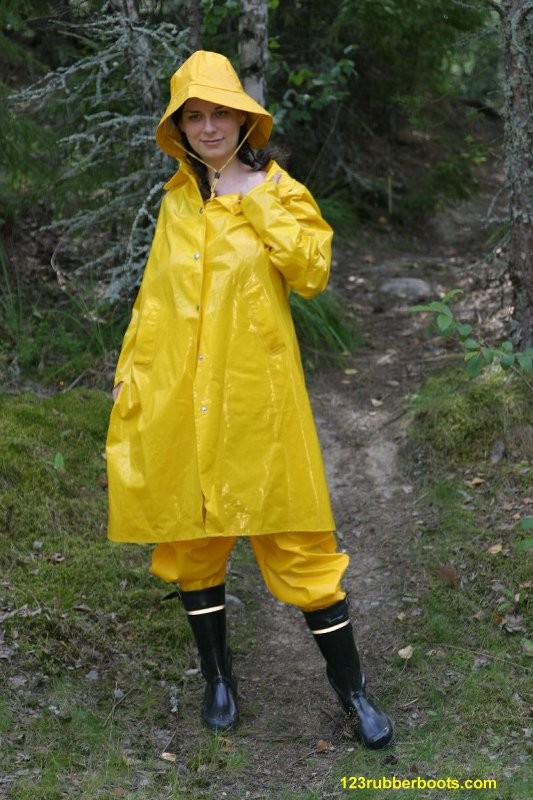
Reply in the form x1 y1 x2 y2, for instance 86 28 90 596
179 98 247 169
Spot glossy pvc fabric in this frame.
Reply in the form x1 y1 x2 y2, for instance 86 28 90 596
150 531 348 612
106 158 335 543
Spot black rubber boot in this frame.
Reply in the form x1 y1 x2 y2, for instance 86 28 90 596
180 584 239 732
303 599 393 749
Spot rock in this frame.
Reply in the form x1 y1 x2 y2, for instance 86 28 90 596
226 593 244 610
490 439 506 463
380 277 433 301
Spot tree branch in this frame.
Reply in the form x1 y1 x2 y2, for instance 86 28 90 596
515 0 533 27
484 0 503 15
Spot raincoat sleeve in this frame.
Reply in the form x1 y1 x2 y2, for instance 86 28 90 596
240 174 333 299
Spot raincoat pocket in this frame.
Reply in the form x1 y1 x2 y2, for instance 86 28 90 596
242 275 286 355
112 378 140 421
133 298 161 366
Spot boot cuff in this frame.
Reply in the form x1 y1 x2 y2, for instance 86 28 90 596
181 583 226 613
302 598 349 630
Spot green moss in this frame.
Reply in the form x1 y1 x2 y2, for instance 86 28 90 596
409 367 532 464
0 389 191 678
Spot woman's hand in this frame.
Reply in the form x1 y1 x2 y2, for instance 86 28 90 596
112 382 123 402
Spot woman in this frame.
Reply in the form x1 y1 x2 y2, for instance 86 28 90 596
106 50 393 749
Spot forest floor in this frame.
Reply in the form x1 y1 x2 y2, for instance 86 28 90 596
1 132 531 800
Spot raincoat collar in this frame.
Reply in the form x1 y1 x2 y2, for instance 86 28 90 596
156 50 273 160
162 157 279 195
162 163 191 191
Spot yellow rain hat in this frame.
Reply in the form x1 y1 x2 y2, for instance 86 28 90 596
156 50 273 159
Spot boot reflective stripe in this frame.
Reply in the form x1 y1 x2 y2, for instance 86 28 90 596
310 619 351 635
186 605 225 616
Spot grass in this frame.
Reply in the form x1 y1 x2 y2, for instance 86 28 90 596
1 366 531 799
0 390 195 798
290 289 365 370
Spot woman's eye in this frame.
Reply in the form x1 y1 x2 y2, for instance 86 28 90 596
215 109 228 117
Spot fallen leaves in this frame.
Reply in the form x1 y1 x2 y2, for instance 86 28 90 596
437 564 460 587
521 638 533 657
398 645 414 660
160 752 177 762
376 350 397 366
464 476 486 487
0 628 18 660
499 614 527 634
44 553 66 563
0 605 43 623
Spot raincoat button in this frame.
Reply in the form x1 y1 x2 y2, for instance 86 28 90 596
199 207 204 214
196 304 200 311
193 252 200 260
198 354 204 361
200 405 208 413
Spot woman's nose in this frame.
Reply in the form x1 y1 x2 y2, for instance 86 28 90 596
203 114 217 133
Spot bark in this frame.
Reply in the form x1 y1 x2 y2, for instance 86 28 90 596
238 0 268 105
499 0 533 348
185 0 202 51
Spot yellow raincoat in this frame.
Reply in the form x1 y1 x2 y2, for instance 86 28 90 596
106 52 335 543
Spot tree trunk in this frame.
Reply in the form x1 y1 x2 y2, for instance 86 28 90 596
498 0 533 348
185 0 202 51
238 0 268 105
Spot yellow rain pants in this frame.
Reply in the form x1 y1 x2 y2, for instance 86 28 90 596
150 532 348 612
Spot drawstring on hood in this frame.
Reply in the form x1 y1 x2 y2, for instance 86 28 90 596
156 52 273 198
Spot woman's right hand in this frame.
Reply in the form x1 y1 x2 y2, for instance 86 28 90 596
112 382 123 402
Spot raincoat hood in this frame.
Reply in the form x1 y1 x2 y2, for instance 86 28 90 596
156 50 273 159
